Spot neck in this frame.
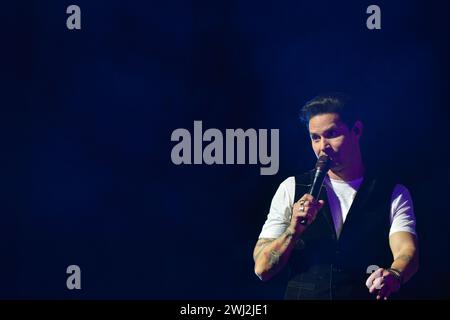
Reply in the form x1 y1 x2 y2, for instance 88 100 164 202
327 163 365 182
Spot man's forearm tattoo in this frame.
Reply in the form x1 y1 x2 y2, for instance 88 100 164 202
254 239 275 261
268 250 281 268
283 228 295 238
254 229 298 265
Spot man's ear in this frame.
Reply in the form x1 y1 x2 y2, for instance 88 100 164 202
352 121 363 138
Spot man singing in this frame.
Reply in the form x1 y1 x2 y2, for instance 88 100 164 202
253 94 419 299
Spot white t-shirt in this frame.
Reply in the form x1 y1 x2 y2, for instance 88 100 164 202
258 176 417 239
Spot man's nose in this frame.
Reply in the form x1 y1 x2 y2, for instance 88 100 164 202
319 137 331 154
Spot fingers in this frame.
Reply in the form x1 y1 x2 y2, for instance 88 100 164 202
300 203 319 217
370 276 384 293
297 195 322 213
365 268 384 289
299 194 317 204
366 268 384 293
366 268 399 300
291 202 309 228
296 198 321 221
378 271 401 300
377 282 392 300
290 194 324 231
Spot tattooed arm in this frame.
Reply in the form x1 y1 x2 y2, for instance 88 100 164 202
254 194 324 281
253 228 300 281
389 231 419 284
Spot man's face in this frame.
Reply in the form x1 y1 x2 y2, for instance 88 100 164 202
308 113 361 173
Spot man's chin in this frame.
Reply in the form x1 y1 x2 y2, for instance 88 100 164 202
329 163 344 172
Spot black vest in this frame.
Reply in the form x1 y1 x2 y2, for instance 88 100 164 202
284 170 394 300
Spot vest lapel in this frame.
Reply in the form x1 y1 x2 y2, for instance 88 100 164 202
337 176 377 240
318 185 338 239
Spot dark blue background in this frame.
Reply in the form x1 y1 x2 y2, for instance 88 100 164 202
2 0 450 299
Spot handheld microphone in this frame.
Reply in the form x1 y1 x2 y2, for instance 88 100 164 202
299 154 331 225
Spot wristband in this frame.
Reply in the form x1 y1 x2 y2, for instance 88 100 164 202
386 267 403 285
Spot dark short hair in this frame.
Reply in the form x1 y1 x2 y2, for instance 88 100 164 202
299 93 359 129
